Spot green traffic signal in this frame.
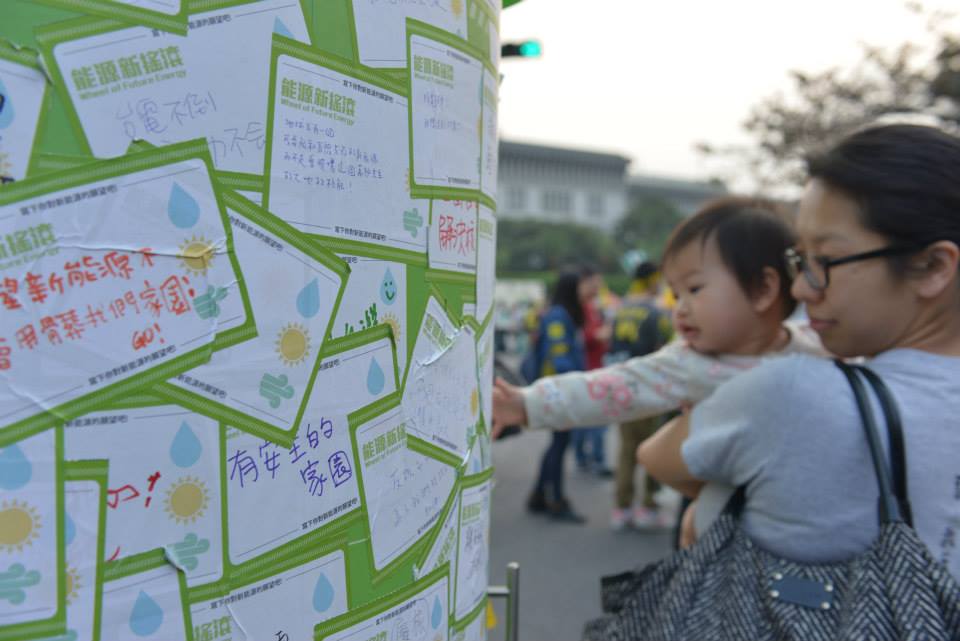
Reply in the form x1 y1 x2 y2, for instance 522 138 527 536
501 40 542 58
518 40 542 57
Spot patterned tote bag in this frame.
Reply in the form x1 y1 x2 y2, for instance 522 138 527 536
583 361 960 641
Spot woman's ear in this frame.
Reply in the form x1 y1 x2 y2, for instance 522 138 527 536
751 266 782 314
912 240 960 299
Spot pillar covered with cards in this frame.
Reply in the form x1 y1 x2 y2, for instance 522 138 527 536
0 1 501 640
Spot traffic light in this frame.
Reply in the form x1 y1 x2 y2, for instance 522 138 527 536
501 40 542 58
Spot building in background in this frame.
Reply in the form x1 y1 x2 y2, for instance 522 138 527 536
497 140 630 231
497 139 726 230
627 174 727 215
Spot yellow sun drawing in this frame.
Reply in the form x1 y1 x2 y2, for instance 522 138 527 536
65 565 81 605
178 236 216 276
164 476 209 524
451 0 463 18
0 500 41 552
380 313 401 345
470 387 479 417
276 322 310 366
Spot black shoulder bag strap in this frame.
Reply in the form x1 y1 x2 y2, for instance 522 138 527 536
834 360 913 527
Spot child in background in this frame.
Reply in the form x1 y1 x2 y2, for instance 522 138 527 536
607 261 675 530
493 196 829 533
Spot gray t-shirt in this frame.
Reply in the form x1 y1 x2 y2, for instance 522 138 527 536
683 349 960 581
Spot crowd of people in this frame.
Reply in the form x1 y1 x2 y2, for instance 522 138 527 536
492 123 960 637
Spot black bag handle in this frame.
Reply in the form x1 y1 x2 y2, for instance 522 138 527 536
834 360 912 526
850 364 913 526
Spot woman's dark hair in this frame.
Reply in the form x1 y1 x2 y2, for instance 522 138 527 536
806 124 960 275
552 268 584 327
662 196 797 318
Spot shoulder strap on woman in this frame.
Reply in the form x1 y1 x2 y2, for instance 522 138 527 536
834 360 906 526
850 364 913 527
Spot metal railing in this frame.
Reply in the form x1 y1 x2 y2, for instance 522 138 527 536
487 561 520 641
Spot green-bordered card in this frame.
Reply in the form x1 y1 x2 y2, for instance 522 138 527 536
153 190 348 446
401 294 480 461
350 395 457 578
351 0 467 69
263 36 429 258
223 325 396 567
0 42 52 183
63 396 227 590
60 460 109 641
314 565 449 641
35 0 312 177
406 19 488 201
34 0 191 36
190 539 350 641
0 428 66 641
100 550 192 640
0 139 253 445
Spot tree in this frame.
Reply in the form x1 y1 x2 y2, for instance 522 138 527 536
700 4 960 192
614 197 684 260
495 219 620 274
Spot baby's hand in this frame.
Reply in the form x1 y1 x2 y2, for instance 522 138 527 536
491 377 527 438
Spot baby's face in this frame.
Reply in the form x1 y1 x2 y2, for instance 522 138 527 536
663 235 761 355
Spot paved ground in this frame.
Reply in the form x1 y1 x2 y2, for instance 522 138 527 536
486 427 676 641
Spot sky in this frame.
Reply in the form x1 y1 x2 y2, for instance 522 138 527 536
497 0 955 187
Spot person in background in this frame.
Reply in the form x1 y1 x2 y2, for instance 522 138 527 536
527 269 588 523
570 264 614 476
607 261 675 530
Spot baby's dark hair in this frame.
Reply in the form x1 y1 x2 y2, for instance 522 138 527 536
662 196 797 318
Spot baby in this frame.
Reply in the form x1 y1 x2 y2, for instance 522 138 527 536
493 196 828 533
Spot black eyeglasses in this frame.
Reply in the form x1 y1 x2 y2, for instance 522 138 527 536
784 245 921 291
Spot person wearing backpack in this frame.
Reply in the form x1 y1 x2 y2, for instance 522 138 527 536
608 261 675 530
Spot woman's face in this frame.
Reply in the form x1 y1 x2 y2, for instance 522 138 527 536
792 179 916 357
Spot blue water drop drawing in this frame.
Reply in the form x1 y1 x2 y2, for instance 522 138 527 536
169 421 202 468
367 358 385 395
431 595 443 629
0 79 14 130
167 183 200 229
297 279 320 318
64 512 76 546
379 268 398 306
312 573 335 613
129 590 164 637
0 444 32 490
273 17 294 38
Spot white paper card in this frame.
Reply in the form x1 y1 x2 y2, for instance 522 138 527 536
355 406 456 571
50 0 309 173
409 34 482 191
0 56 46 182
224 336 394 565
58 479 102 641
0 430 58 626
351 0 467 68
323 575 448 641
101 564 188 641
429 200 477 274
334 255 408 378
453 481 489 619
64 405 223 588
268 54 428 252
166 202 343 434
191 549 348 641
0 159 240 431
